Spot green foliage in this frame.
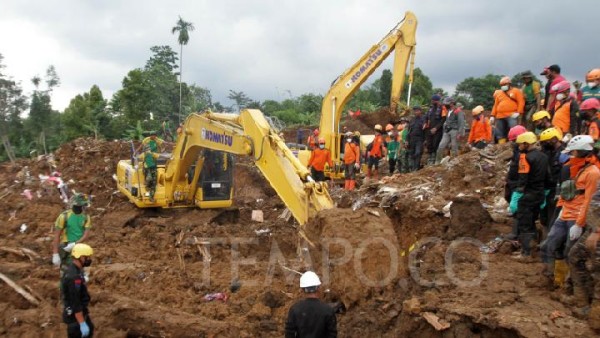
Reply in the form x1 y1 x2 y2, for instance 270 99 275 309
125 120 145 140
227 90 252 111
402 68 433 107
62 85 108 140
172 16 195 46
454 74 502 109
378 69 392 107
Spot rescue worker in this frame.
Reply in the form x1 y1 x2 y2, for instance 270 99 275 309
541 64 566 111
580 68 600 103
366 124 387 180
551 80 580 136
397 120 410 173
424 95 445 165
435 97 465 163
539 128 565 234
140 146 159 202
307 129 320 150
532 110 553 135
136 131 164 154
285 271 337 338
343 131 360 191
52 193 91 269
521 71 542 128
467 105 492 149
512 131 548 258
61 243 94 338
407 106 426 171
504 125 528 240
307 137 333 182
161 118 174 142
385 124 399 174
491 76 525 144
581 98 600 141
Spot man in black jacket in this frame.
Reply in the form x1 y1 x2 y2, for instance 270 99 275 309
407 106 426 172
424 95 445 165
285 271 337 338
514 132 548 258
61 244 94 337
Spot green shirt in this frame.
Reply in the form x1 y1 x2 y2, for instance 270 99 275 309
141 137 164 153
143 151 159 168
387 138 399 160
55 211 91 243
522 81 541 103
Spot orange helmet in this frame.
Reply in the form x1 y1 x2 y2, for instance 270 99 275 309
397 124 404 131
587 69 600 82
385 124 394 131
499 76 511 85
318 137 325 144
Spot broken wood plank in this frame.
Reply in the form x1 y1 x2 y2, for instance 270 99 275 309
0 272 39 306
422 312 450 331
0 246 40 261
279 265 302 275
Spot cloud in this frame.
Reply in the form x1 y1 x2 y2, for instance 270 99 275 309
0 0 597 111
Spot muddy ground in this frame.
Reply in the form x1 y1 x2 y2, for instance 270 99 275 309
0 135 597 337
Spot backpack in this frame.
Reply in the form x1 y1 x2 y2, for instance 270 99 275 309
559 164 590 201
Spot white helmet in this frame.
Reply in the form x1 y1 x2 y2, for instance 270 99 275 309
564 135 594 152
299 271 321 288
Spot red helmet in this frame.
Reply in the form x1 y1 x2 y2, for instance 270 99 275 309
508 125 527 141
580 98 600 111
550 80 570 94
586 69 600 82
385 124 394 131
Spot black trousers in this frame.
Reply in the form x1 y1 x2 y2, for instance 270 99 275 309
310 168 327 182
425 128 443 154
67 316 94 338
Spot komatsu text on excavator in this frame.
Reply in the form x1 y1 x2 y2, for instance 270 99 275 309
298 11 417 179
116 109 333 225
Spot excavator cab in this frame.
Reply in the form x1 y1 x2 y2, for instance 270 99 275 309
198 150 234 202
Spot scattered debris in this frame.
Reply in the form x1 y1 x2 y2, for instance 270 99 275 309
251 210 264 222
0 272 39 306
254 228 271 236
19 224 27 233
203 292 228 302
422 312 451 331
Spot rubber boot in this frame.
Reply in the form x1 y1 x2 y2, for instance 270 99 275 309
344 180 349 190
517 233 535 258
572 287 592 319
349 180 356 191
498 138 507 144
554 259 569 289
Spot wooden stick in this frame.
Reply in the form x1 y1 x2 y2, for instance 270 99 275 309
0 272 39 306
280 265 302 275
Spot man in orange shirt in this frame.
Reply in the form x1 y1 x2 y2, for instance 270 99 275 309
343 132 360 191
366 124 387 180
307 137 333 182
551 80 580 136
307 129 320 150
468 105 492 149
556 136 600 314
580 98 600 141
491 77 525 144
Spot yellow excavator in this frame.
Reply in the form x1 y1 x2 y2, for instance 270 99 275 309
116 109 333 225
298 11 418 179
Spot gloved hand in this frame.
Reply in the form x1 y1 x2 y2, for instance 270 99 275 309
562 133 573 143
511 112 520 119
63 242 76 252
354 163 360 170
509 191 524 214
569 225 583 241
489 117 495 125
79 321 90 337
52 253 61 266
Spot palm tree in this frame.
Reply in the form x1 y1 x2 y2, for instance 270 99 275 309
171 16 195 123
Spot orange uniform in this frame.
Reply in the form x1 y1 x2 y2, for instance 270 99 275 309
560 164 600 226
307 135 318 150
468 117 492 144
491 88 525 119
369 134 385 158
307 148 333 171
552 99 577 135
344 142 360 165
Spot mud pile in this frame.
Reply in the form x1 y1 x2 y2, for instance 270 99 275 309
0 138 597 337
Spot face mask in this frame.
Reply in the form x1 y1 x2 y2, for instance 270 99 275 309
347 138 352 143
82 258 92 267
542 142 554 150
501 85 509 91
387 132 393 136
318 144 324 149
72 205 83 214
556 93 566 101
588 82 597 88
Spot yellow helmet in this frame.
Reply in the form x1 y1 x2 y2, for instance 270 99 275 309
516 131 537 145
374 124 383 131
532 110 551 122
539 127 563 142
71 243 94 258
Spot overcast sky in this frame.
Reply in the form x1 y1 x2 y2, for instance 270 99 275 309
0 0 597 111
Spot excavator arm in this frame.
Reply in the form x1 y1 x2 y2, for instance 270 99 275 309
117 109 333 226
311 11 417 173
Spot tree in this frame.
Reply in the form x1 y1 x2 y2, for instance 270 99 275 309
26 65 61 154
62 85 108 140
227 90 252 111
378 69 392 107
171 16 195 123
0 54 28 162
189 85 213 112
454 74 502 109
